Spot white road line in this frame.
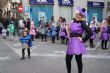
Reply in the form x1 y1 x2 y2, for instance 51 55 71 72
2 39 110 59
31 53 110 59
2 39 51 57
0 56 10 61
54 51 65 54
31 45 42 51
13 43 21 47
2 39 21 57
83 54 110 59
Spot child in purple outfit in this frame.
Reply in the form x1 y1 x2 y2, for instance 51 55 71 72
99 19 109 50
89 21 97 48
59 23 66 44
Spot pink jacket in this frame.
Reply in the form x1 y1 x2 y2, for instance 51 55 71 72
29 21 36 35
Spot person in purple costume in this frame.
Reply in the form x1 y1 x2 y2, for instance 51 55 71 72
99 19 109 50
59 23 66 44
89 21 97 48
65 7 93 73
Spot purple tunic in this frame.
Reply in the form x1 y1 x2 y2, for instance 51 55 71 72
59 27 66 37
90 26 96 40
66 22 86 55
101 26 109 40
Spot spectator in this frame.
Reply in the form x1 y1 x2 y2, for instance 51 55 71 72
19 18 25 36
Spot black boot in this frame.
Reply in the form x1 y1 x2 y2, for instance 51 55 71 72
101 40 104 50
105 40 108 50
27 48 31 59
21 49 25 60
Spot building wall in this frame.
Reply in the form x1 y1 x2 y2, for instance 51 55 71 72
1 0 22 18
2 2 11 17
103 0 108 19
53 0 59 22
87 0 110 20
104 0 110 18
53 0 74 23
23 0 110 22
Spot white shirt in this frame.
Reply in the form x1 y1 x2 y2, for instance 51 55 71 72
2 28 7 36
19 20 25 28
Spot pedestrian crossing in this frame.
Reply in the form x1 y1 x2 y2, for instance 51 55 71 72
30 53 110 59
0 56 10 61
1 38 110 59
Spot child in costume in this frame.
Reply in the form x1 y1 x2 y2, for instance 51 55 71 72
99 19 109 50
89 21 97 48
59 23 66 44
29 21 36 41
19 30 33 60
2 27 7 39
50 24 57 43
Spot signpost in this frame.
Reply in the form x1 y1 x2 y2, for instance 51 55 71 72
18 5 23 13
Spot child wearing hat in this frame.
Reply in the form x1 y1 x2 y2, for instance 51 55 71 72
89 21 97 48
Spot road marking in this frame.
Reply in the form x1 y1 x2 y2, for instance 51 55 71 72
54 51 65 54
0 56 10 61
2 39 51 57
83 54 110 59
2 39 110 59
2 39 21 57
31 53 110 59
13 43 21 47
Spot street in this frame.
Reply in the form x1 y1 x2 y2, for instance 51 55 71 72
0 37 110 73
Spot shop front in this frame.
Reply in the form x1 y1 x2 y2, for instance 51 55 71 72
58 0 74 23
87 1 104 22
29 0 54 26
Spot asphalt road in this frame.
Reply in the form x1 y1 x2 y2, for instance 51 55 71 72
0 37 110 73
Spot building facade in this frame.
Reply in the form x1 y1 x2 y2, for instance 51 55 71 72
29 0 54 26
1 0 110 26
55 0 74 23
0 0 21 19
87 0 104 22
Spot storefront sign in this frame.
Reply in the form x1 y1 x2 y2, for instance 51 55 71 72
87 1 104 8
58 0 74 6
24 6 29 13
29 0 54 5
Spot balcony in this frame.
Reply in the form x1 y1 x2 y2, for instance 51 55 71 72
0 0 8 8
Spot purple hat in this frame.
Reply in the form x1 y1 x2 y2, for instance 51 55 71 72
75 7 87 18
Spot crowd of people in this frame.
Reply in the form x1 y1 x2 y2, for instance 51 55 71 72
0 7 110 73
